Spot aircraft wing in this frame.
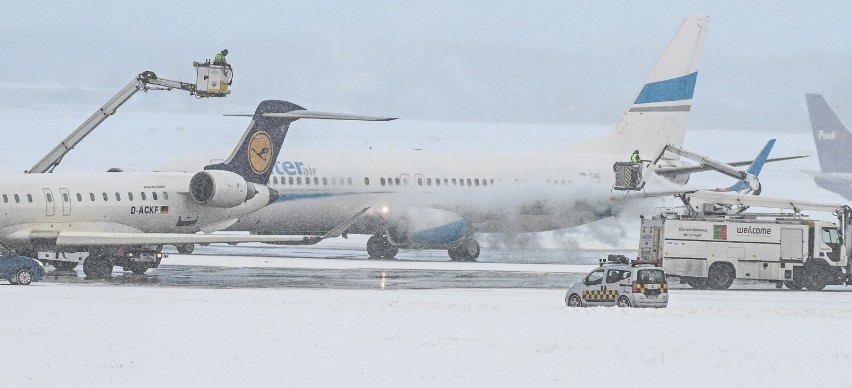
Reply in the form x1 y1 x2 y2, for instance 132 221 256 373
14 207 369 248
655 155 808 176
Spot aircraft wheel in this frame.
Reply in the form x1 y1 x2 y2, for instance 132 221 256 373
448 238 480 261
367 235 397 259
83 256 113 278
176 244 194 254
125 262 149 275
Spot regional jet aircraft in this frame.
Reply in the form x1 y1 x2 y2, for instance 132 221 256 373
0 100 390 277
805 94 852 200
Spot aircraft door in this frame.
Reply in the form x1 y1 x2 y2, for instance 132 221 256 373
42 188 55 217
59 188 71 216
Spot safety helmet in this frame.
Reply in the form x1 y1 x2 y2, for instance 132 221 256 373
633 150 639 153
222 49 229 55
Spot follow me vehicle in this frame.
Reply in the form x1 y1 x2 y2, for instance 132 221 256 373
565 256 668 308
0 242 44 285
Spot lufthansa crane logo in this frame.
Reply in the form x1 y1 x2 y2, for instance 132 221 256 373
248 131 273 174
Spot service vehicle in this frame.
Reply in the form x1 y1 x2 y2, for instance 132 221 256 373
641 191 852 290
565 255 668 308
0 242 44 285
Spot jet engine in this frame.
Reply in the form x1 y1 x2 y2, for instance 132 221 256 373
189 170 258 207
385 208 469 248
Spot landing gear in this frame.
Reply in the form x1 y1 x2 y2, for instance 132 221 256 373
366 235 398 259
448 238 480 261
124 261 150 275
52 261 79 271
176 244 194 254
83 255 113 278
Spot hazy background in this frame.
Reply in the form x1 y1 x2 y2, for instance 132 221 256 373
3 1 852 130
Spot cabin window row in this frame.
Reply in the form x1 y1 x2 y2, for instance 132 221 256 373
271 176 354 186
1 191 169 204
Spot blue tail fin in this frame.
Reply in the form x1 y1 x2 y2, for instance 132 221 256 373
722 139 775 192
205 100 304 184
806 94 852 173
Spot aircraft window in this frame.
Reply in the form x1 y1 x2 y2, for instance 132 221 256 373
426 178 432 186
102 193 108 201
474 179 480 186
90 193 96 201
305 177 311 185
402 178 408 185
347 177 353 185
380 177 386 186
2 194 7 203
482 179 487 186
452 178 457 185
281 177 286 185
152 192 158 200
560 179 566 184
443 178 448 185
393 177 399 185
272 176 278 184
322 177 328 186
14 194 19 203
364 177 370 186
288 177 294 185
141 192 146 201
44 194 49 203
331 177 337 185
63 193 69 202
435 178 440 186
115 193 121 201
128 192 134 201
296 177 302 185
313 177 319 185
76 193 82 202
490 179 495 184
417 178 423 186
163 192 168 200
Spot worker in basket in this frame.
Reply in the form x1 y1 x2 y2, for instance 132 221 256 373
630 149 641 163
214 49 229 65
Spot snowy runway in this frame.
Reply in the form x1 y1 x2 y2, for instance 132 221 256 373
2 283 851 387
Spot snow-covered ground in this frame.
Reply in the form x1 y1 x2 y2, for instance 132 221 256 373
2 283 850 387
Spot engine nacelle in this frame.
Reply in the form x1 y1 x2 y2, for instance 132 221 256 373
189 170 257 208
385 208 469 249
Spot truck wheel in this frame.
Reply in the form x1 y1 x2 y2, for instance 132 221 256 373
567 294 583 307
784 280 804 290
616 296 632 308
685 277 709 289
15 269 33 285
707 263 735 290
83 256 113 278
125 262 149 275
804 271 827 291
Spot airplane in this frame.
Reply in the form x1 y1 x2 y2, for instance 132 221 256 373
805 94 852 200
196 15 784 261
0 100 391 277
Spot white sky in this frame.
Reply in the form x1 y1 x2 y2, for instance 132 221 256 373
3 1 852 131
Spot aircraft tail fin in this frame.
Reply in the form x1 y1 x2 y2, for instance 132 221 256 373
805 94 852 173
721 139 774 193
207 100 396 184
575 16 707 160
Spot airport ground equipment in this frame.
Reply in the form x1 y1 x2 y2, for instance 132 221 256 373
639 191 852 290
613 144 760 192
27 61 233 174
565 255 668 308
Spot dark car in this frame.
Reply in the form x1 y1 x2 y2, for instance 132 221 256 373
0 242 45 285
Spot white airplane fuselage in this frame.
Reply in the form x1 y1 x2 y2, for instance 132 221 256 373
231 148 637 236
0 172 271 250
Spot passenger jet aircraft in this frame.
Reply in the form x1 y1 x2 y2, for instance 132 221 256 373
219 16 723 260
1 100 391 277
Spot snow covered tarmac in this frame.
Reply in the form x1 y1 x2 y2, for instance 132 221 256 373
2 283 851 387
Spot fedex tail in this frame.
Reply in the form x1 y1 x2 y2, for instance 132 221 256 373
805 94 852 174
